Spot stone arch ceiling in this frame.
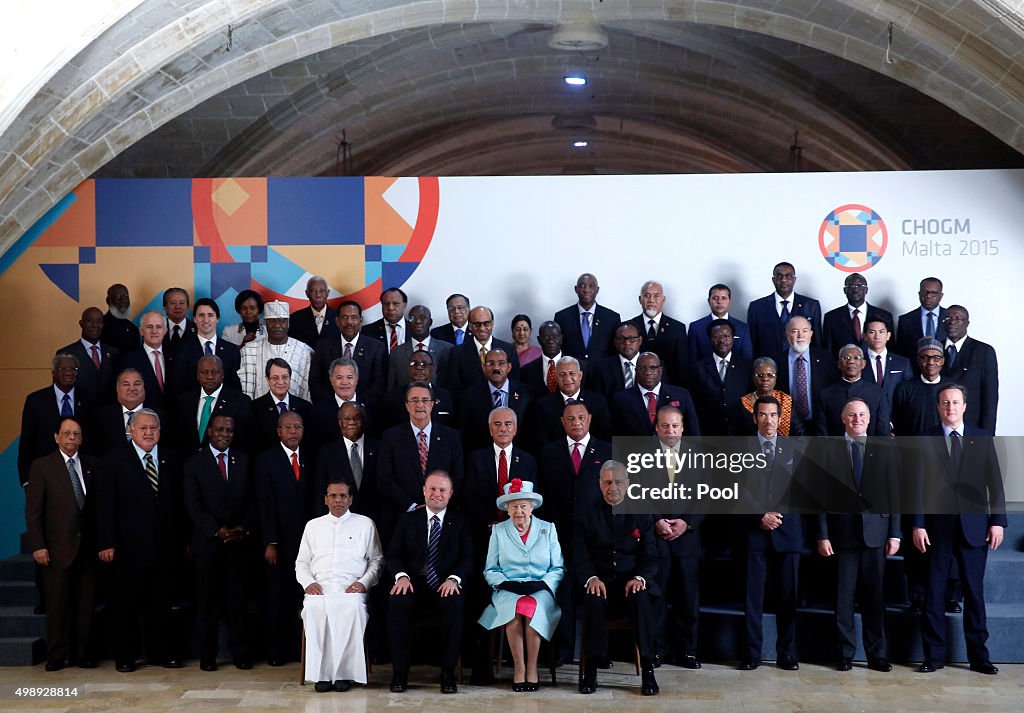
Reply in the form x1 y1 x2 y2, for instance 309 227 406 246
1 0 1023 255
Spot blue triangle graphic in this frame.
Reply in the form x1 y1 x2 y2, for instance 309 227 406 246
40 264 79 301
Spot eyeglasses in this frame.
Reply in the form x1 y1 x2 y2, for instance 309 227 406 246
942 316 967 324
55 366 79 372
754 372 776 379
615 335 642 342
469 320 493 328
406 397 435 405
918 354 943 363
839 355 864 362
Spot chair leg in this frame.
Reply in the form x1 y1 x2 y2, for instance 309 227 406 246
547 638 558 687
632 641 641 676
299 629 306 685
456 655 464 684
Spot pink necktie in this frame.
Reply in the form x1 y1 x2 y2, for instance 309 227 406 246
418 430 429 476
571 442 582 473
153 350 164 391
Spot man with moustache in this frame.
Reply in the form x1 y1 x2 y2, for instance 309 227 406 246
458 348 532 453
310 300 388 402
628 280 688 384
238 300 313 402
309 357 371 447
774 316 837 435
386 305 452 389
101 283 140 352
57 306 119 405
431 293 471 345
554 273 621 363
447 305 521 391
588 321 643 398
380 350 456 429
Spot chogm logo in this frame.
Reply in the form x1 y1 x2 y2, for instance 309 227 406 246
818 204 887 273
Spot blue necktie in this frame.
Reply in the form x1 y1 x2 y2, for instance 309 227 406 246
780 300 790 324
581 312 592 348
60 393 73 417
946 343 957 366
455 328 464 346
851 441 863 491
277 401 288 416
425 515 441 588
204 340 213 356
926 312 936 338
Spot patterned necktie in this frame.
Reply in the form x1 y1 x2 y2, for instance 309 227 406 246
90 344 101 369
124 409 134 440
315 312 324 333
647 319 657 341
763 440 775 467
581 312 592 348
198 394 214 438
949 430 963 470
67 457 85 509
875 355 884 387
277 401 288 416
493 389 504 409
217 452 227 481
418 430 429 476
719 357 728 383
497 448 509 492
794 355 809 419
780 300 790 324
61 393 73 417
479 346 487 373
455 328 464 345
926 311 936 338
144 453 159 493
343 341 353 359
623 360 634 389
851 441 863 490
946 343 957 366
388 323 399 352
291 451 300 481
852 309 862 342
646 391 657 425
425 515 441 589
204 340 214 356
571 442 582 474
152 350 164 391
350 442 363 489
546 359 557 393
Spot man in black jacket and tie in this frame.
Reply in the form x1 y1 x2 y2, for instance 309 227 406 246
56 306 119 405
628 280 688 384
385 471 473 694
288 276 339 348
175 355 253 454
940 305 998 434
895 277 947 361
688 319 752 436
313 402 380 521
611 352 701 437
554 273 621 364
251 358 313 446
447 306 521 391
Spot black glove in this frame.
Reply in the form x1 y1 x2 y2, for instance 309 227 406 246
497 580 548 596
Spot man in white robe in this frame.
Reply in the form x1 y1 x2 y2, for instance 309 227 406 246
296 480 383 692
239 300 313 401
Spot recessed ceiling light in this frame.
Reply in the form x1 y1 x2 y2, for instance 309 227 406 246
564 76 587 86
573 140 589 148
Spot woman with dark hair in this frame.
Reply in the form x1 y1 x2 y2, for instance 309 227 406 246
221 289 266 346
511 314 542 366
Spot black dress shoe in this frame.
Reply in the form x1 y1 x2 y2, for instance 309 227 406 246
163 659 184 669
579 665 597 694
314 681 333 693
267 658 285 667
44 661 65 672
525 681 539 692
970 662 999 675
512 681 526 692
680 654 702 669
738 659 761 671
945 599 962 613
200 659 218 672
837 658 853 672
868 658 892 672
234 660 252 670
440 669 457 694
918 661 944 673
116 662 136 673
390 672 408 693
76 659 98 669
334 680 353 692
777 657 799 671
641 661 659 696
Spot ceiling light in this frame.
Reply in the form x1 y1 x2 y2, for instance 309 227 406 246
564 76 586 86
573 141 589 148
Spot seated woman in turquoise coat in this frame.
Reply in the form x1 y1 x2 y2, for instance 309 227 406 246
478 479 564 691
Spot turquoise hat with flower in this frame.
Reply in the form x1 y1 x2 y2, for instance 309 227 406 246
495 478 544 511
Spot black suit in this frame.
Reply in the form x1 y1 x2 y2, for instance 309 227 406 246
118 347 175 409
386 339 453 390
288 305 339 348
183 447 257 663
101 311 140 353
910 426 1007 666
775 347 838 434
458 380 533 453
464 446 537 540
524 390 611 450
24 450 98 666
554 303 621 363
821 304 893 357
312 436 380 521
741 436 804 663
380 383 456 431
688 355 752 436
812 437 901 661
162 319 197 363
309 334 388 403
251 392 314 447
171 335 242 394
747 292 823 359
629 313 688 384
56 340 119 405
18 386 90 487
307 393 377 449
96 445 186 666
574 506 659 662
941 336 998 434
895 306 947 361
814 378 892 437
446 338 521 391
362 317 410 351
377 423 464 538
610 383 702 437
519 355 557 396
430 322 468 346
175 387 254 454
385 508 474 673
586 354 635 399
255 444 317 662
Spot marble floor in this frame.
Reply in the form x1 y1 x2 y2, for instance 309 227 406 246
1 661 1021 713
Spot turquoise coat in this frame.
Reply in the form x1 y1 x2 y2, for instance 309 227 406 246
477 517 564 640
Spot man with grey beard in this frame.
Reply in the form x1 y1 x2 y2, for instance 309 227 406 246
774 316 838 435
102 283 141 352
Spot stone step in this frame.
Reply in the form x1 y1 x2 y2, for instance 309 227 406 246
0 581 37 607
0 637 44 666
0 607 44 637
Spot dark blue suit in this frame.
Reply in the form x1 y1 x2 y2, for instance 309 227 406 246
171 335 242 394
747 293 822 359
896 306 947 361
861 349 912 408
686 315 752 363
554 303 621 363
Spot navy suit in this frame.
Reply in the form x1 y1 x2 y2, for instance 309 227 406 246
941 336 998 434
862 350 912 408
171 335 242 394
446 338 521 391
813 379 892 437
821 303 893 357
250 392 313 448
686 315 752 363
118 347 175 409
628 313 688 384
911 426 1007 666
309 334 388 403
288 305 339 348
895 306 947 361
524 389 611 451
457 380 532 453
554 303 621 363
610 383 702 437
18 386 91 487
687 355 752 436
56 340 119 405
747 293 822 359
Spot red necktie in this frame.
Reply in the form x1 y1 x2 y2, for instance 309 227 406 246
875 354 885 387
497 449 509 492
91 344 101 369
546 359 556 393
389 323 398 351
217 452 227 481
852 309 862 342
571 442 582 474
418 430 429 476
646 391 657 425
152 349 164 391
291 452 300 481
417 342 425 351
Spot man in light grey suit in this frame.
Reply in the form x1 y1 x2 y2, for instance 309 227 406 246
386 305 452 389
